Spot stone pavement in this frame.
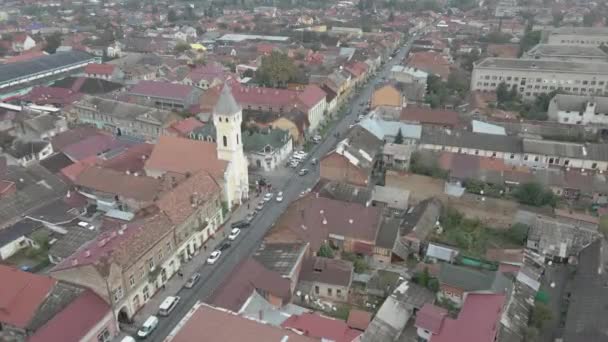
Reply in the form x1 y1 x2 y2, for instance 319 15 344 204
128 194 259 329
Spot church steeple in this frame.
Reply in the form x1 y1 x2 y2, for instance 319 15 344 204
213 83 243 160
214 83 241 116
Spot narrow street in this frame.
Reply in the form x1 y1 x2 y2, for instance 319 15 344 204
143 38 415 342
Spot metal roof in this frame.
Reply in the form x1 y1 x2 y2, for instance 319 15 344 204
0 51 96 85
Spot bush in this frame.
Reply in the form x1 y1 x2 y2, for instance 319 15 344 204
530 301 553 329
318 244 334 258
506 223 529 245
514 182 557 207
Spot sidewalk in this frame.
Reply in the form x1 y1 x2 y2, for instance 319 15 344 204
130 196 257 326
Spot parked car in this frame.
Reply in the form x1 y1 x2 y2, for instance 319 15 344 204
298 168 309 176
206 250 221 264
256 202 265 210
228 228 241 240
313 135 322 143
264 192 274 202
137 316 159 339
184 273 201 289
276 192 283 202
311 158 318 165
219 242 231 251
246 212 256 223
231 220 250 229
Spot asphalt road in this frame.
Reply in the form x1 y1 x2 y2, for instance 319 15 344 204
149 38 415 342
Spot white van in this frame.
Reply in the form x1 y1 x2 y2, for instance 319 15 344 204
158 296 180 316
137 315 158 339
120 336 136 342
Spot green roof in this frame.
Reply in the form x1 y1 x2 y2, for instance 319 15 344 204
243 128 290 153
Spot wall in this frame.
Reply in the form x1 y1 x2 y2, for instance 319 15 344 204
51 265 110 304
0 236 32 260
81 310 119 342
320 153 369 187
306 281 350 302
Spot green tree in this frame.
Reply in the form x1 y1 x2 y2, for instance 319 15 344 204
414 267 431 287
514 182 557 207
427 278 439 292
168 9 178 22
496 82 511 103
522 326 540 342
506 223 529 245
317 244 334 258
394 128 404 144
530 301 553 329
254 51 297 87
44 32 63 54
519 30 541 57
174 41 190 53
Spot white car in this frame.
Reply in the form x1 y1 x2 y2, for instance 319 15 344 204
264 192 274 202
276 192 283 202
206 250 221 264
228 228 241 240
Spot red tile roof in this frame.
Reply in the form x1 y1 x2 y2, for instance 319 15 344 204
156 171 221 225
74 166 161 202
51 127 108 151
61 134 130 161
22 86 83 106
28 290 111 342
231 83 298 108
169 117 205 136
297 84 326 110
415 304 448 334
84 63 115 75
401 106 460 127
431 293 505 342
210 258 291 312
406 51 451 79
60 155 98 182
168 302 316 342
129 81 195 100
0 265 56 329
346 309 372 331
281 313 362 342
145 135 227 179
97 143 154 173
267 194 382 252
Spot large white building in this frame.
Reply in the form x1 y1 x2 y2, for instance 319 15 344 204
544 26 608 46
471 58 608 100
522 44 608 63
547 94 608 126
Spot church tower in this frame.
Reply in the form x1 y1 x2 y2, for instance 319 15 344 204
213 84 249 205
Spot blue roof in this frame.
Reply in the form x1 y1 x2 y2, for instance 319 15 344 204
471 120 507 136
0 51 96 85
358 118 422 140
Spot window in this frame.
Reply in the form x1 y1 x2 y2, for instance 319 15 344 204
474 150 479 155
315 286 319 294
327 288 333 296
129 275 135 287
491 152 496 157
236 134 239 145
143 285 150 301
510 154 515 159
534 156 539 162
549 158 554 164
97 328 111 342
592 163 598 169
158 250 163 262
113 286 123 301
564 160 570 166
524 155 529 161
148 258 154 270
223 135 227 147
337 289 342 297
166 241 172 253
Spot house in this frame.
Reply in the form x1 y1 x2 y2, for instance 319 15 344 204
8 140 54 166
243 127 293 171
0 218 43 260
243 108 310 145
415 293 505 342
281 313 362 342
11 33 36 52
209 258 292 312
406 51 451 80
182 63 225 90
83 63 124 81
73 96 180 140
383 143 416 170
390 65 429 87
73 166 161 213
414 304 448 341
266 194 382 256
547 94 608 126
398 198 442 259
297 257 354 302
437 263 512 307
400 106 460 128
128 81 202 111
361 280 435 342
320 126 383 187
168 117 205 137
0 265 118 342
371 84 404 109
358 117 422 144
146 88 249 207
16 113 68 141
373 217 402 263
163 302 316 342
526 215 599 262
252 242 309 294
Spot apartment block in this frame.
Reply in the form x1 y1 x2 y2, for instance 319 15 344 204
471 58 608 100
547 94 608 126
545 27 608 46
522 44 608 63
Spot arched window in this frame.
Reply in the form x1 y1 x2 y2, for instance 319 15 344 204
223 135 227 147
